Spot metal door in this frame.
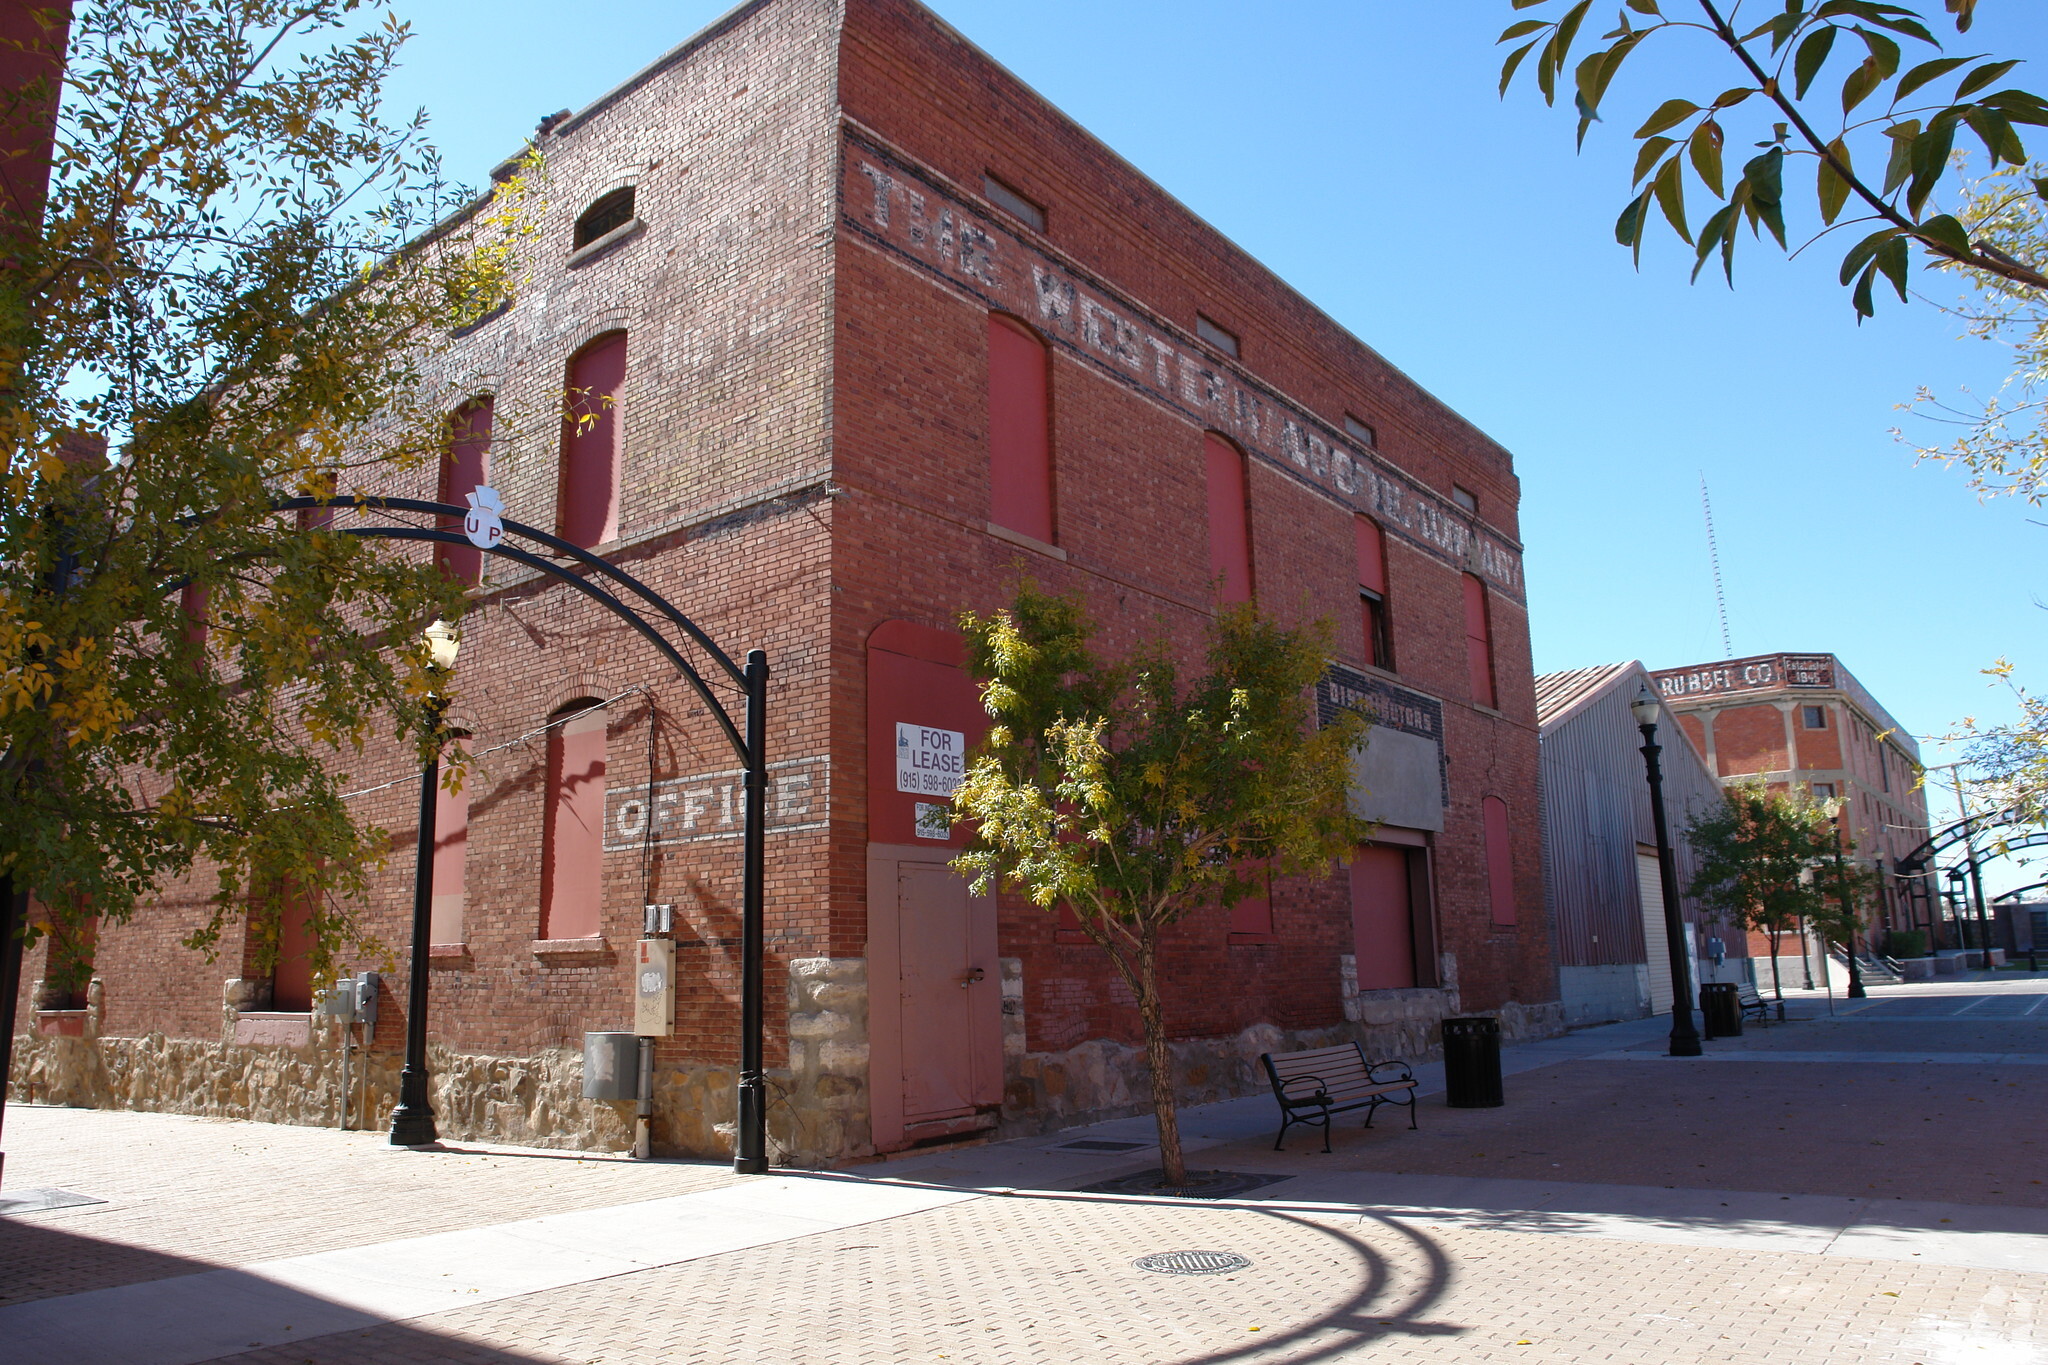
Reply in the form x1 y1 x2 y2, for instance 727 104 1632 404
1637 850 1675 1014
896 862 998 1123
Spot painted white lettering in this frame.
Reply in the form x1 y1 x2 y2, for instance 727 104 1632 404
856 162 894 228
1031 266 1074 333
776 772 813 818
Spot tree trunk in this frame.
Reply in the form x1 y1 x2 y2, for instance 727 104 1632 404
1768 924 1783 1001
1134 935 1186 1187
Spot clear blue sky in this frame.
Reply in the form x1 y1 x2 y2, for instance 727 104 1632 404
381 0 2048 869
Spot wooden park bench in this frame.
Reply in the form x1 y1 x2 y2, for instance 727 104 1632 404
1260 1042 1418 1153
1736 982 1779 1023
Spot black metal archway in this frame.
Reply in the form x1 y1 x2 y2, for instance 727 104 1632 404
1894 807 2048 957
281 494 772 1174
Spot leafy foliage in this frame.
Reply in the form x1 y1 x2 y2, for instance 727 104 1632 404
1684 779 1838 997
0 1 538 987
1501 0 2048 316
951 584 1371 1184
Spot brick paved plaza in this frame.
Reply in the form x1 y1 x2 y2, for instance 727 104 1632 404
3 977 2043 1364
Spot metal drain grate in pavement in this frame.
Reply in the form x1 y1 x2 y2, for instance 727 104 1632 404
1134 1250 1252 1276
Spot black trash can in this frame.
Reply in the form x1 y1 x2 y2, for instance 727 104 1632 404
1699 982 1742 1039
1442 1016 1503 1108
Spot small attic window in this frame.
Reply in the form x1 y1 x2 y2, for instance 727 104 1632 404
983 173 1045 232
1451 485 1479 514
573 187 636 250
1196 314 1239 358
1344 414 1377 448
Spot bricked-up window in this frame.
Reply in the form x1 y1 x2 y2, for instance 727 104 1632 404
1356 516 1392 671
1802 705 1828 729
541 703 607 941
572 186 635 249
1462 573 1496 707
559 332 626 549
430 736 472 946
1349 844 1416 989
1204 433 1253 603
987 315 1054 543
983 173 1044 232
438 398 493 583
1196 314 1239 358
1482 796 1516 927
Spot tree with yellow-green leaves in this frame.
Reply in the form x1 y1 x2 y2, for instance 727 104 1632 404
949 584 1372 1187
1 0 539 994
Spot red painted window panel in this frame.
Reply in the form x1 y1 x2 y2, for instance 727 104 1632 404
179 582 208 656
438 398 493 584
1204 433 1252 603
1228 861 1276 940
1354 516 1386 594
273 888 316 1012
987 315 1053 543
1349 844 1415 990
541 706 607 940
1357 516 1391 669
429 738 471 946
1462 573 1495 707
295 471 337 533
559 333 626 549
1483 795 1516 926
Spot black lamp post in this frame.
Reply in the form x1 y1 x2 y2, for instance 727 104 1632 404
390 618 459 1147
1946 867 1969 954
1631 683 1703 1058
1829 814 1866 999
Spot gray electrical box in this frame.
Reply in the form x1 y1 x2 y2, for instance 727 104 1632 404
582 1031 640 1101
353 972 379 1027
317 983 355 1020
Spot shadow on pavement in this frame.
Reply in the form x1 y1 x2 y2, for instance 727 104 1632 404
0 1216 561 1364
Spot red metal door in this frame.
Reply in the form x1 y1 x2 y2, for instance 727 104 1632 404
896 861 998 1124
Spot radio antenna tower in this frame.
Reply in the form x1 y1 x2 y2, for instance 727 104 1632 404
1700 473 1732 656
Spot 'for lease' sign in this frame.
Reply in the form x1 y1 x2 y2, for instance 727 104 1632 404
896 723 964 796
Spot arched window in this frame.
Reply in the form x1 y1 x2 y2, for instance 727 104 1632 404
559 333 626 549
1356 516 1391 670
541 703 607 941
1204 433 1252 603
430 735 472 946
438 398 493 583
573 186 636 250
986 315 1053 543
1462 573 1496 708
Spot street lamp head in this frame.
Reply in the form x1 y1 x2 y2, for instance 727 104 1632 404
1630 681 1661 729
422 618 460 672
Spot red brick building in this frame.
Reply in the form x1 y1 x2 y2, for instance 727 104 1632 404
10 0 1556 1162
1650 652 1932 970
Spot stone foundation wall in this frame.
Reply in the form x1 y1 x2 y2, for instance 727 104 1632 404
6 961 867 1165
996 953 1566 1140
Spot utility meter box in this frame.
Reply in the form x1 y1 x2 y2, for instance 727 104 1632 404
316 983 355 1021
353 972 379 1027
634 937 675 1037
583 1031 639 1101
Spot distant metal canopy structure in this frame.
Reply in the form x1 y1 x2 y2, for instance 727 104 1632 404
278 494 774 1175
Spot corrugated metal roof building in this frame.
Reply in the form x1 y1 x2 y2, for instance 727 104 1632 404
1537 662 1745 1027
